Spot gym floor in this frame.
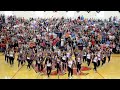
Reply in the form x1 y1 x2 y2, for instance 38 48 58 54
0 53 120 79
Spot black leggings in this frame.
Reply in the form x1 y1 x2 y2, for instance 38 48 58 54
77 63 81 73
87 59 91 66
40 64 43 71
27 59 31 69
102 57 106 65
9 57 14 65
62 61 66 71
18 60 23 67
108 56 111 62
36 60 38 66
93 62 97 71
83 56 86 62
5 55 9 63
38 63 40 71
97 60 100 67
57 63 61 74
47 66 52 77
68 67 73 77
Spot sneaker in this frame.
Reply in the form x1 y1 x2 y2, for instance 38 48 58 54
71 76 73 79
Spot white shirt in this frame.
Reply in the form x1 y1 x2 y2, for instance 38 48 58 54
9 51 14 57
47 61 51 67
98 53 101 60
67 53 70 58
68 61 73 68
62 56 66 61
61 39 64 46
87 54 90 59
93 56 97 62
58 50 61 56
78 58 81 63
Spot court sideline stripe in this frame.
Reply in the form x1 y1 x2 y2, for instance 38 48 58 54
97 71 105 79
11 64 25 79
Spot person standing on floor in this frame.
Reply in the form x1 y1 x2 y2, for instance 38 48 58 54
6 49 10 63
83 49 87 62
45 56 52 78
107 48 112 62
62 53 67 74
97 50 101 67
9 48 15 66
26 52 31 70
102 50 107 65
40 56 44 72
86 50 91 67
37 55 41 72
17 53 22 67
4 49 9 63
67 58 74 79
56 56 61 77
92 54 98 72
76 54 82 75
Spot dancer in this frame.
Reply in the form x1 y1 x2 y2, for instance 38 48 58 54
56 56 61 77
92 54 98 72
9 48 15 66
83 49 87 62
86 50 91 67
62 53 67 74
107 48 112 62
97 50 101 67
45 56 52 78
67 58 74 79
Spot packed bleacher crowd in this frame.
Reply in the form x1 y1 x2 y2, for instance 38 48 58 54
0 14 120 79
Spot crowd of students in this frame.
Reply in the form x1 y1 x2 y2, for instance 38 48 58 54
0 14 120 79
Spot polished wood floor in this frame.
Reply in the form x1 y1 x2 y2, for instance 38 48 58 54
0 53 120 79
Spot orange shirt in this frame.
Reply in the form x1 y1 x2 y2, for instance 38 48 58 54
65 32 70 38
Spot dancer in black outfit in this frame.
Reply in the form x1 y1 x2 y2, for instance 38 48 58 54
107 49 111 62
83 49 87 62
26 53 31 69
76 56 82 75
62 53 67 74
5 49 9 63
45 56 52 78
102 51 106 65
67 58 74 79
92 54 98 72
9 49 15 66
86 51 91 66
17 53 22 67
40 56 44 72
56 57 61 76
37 57 41 72
97 51 101 67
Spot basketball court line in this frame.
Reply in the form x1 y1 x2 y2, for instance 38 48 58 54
11 64 25 79
97 71 105 79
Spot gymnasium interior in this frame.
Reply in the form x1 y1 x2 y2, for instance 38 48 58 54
0 11 120 79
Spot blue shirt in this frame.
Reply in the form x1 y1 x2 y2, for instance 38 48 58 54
106 40 110 45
